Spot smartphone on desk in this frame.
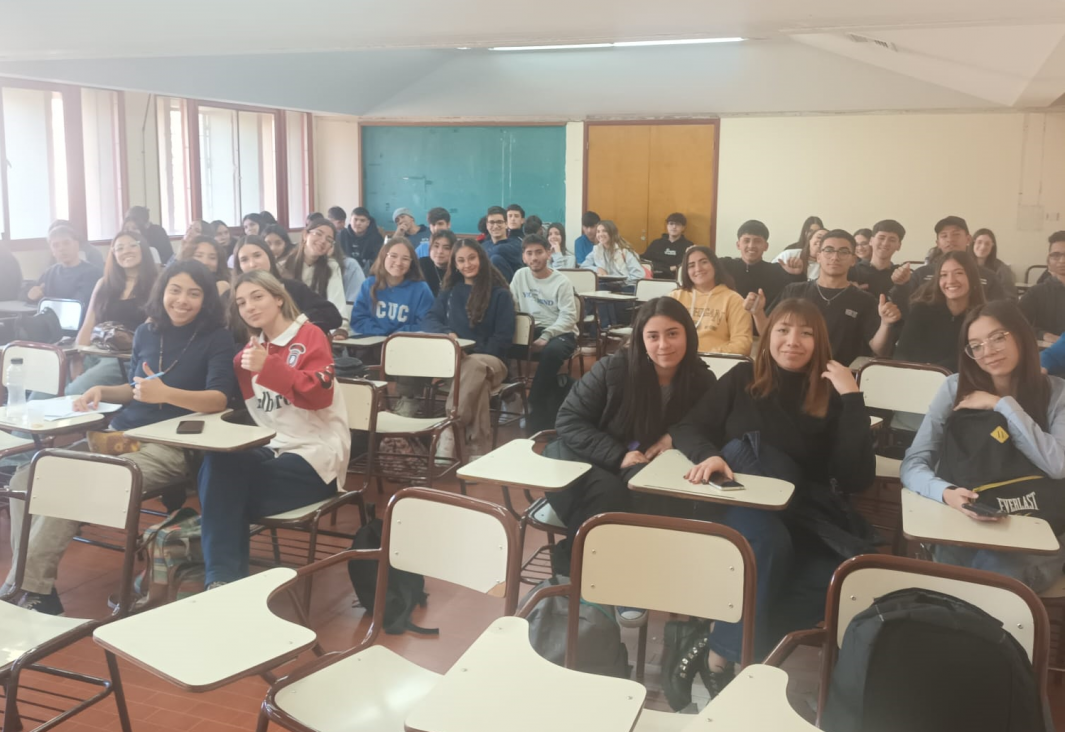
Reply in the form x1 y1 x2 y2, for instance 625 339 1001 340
707 473 744 491
176 420 205 435
965 501 1006 518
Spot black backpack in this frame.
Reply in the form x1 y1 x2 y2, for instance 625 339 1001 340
346 508 437 636
941 408 1065 533
822 587 1049 732
0 308 62 347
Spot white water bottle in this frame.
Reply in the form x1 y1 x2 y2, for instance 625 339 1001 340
6 357 26 424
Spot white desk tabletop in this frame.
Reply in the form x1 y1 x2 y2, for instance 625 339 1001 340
405 616 645 732
125 410 275 452
0 300 36 314
0 402 107 435
578 291 637 301
337 334 475 350
629 450 794 510
597 274 627 281
680 664 816 731
94 568 316 691
901 489 1061 554
457 439 591 492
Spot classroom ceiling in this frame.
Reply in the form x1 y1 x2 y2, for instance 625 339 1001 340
2 0 1065 115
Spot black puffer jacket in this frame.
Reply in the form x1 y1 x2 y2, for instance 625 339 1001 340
556 350 716 472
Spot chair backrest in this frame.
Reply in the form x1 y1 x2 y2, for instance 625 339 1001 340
699 353 752 380
513 312 535 347
857 360 949 414
381 333 460 380
558 268 597 295
15 449 143 610
337 378 378 432
821 555 1049 711
635 279 678 302
38 298 83 332
1026 264 1047 286
569 513 758 667
2 341 67 397
381 487 521 612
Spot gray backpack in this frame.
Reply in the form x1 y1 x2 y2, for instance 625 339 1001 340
523 575 631 679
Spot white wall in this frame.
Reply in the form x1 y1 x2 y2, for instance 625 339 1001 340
313 115 361 215
121 91 161 219
714 112 1065 275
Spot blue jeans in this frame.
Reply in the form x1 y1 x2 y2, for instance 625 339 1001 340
198 449 337 585
707 506 840 664
932 535 1065 593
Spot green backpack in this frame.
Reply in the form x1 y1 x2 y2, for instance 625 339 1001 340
133 507 205 604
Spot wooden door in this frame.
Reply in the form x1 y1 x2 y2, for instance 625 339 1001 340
585 124 650 251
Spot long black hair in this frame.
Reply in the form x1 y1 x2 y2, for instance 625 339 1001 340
616 297 706 447
442 238 509 326
96 230 157 320
145 259 226 331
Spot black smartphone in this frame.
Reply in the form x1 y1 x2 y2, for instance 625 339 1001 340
176 420 205 435
966 501 1006 518
707 472 744 491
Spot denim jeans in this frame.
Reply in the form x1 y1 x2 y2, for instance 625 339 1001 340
932 535 1065 593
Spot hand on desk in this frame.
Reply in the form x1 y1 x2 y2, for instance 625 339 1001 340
621 450 649 469
644 433 672 460
74 387 103 411
685 455 734 485
943 486 1003 522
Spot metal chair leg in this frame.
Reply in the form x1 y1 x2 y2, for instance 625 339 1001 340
106 650 133 732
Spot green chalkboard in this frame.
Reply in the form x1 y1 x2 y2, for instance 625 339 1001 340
361 125 566 234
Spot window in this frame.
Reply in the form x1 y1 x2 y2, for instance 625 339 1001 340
1 87 69 240
157 96 191 235
82 88 123 241
198 106 277 226
285 110 310 228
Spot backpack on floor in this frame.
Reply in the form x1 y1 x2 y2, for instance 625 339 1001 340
0 308 62 346
347 508 437 636
523 575 631 679
822 587 1049 732
376 436 430 476
133 507 205 603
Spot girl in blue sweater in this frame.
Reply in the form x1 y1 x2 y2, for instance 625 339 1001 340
424 239 516 458
351 238 434 336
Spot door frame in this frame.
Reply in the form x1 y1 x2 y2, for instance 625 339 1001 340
582 118 721 249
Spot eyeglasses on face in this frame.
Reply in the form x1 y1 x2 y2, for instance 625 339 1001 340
820 247 853 258
964 330 1011 359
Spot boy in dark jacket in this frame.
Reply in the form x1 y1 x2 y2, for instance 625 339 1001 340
644 213 693 279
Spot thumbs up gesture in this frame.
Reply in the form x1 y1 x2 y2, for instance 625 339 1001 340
878 294 901 324
132 362 168 404
241 338 268 373
891 261 912 285
743 288 766 316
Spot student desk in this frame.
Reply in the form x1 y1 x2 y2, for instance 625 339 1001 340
94 568 315 691
74 344 132 380
0 300 37 316
458 439 591 516
578 290 638 302
335 335 386 348
901 489 1060 554
404 616 645 732
628 449 795 510
0 401 109 437
597 275 627 283
125 410 275 452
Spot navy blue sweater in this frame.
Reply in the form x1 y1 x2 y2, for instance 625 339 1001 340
423 283 516 362
36 261 101 311
484 237 524 282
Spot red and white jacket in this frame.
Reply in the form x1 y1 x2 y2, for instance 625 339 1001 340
235 315 350 488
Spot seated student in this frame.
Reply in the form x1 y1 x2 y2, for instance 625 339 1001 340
970 228 1017 300
483 206 524 282
1019 231 1065 344
546 222 576 269
1 260 236 614
1042 332 1065 376
893 251 986 371
781 215 823 253
69 231 157 392
901 301 1065 592
774 227 824 281
261 224 297 272
181 220 215 257
581 219 646 286
718 220 793 308
126 205 174 263
352 237 434 336
506 204 525 240
891 216 1006 305
391 207 431 253
668 246 752 355
288 218 356 339
523 215 544 238
198 271 349 588
212 219 235 255
667 299 874 705
545 297 715 563
853 228 873 263
180 235 230 296
260 211 278 226
573 211 600 266
747 230 901 366
232 236 342 336
0 242 23 301
413 207 451 258
342 207 385 272
644 213 694 279
326 206 347 234
423 239 515 458
420 230 455 296
848 219 904 299
242 212 264 237
509 234 580 432
24 224 102 312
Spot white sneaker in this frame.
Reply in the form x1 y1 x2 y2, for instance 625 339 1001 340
395 397 421 418
616 606 648 628
435 430 455 459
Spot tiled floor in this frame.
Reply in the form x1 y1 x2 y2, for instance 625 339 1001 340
3 438 1065 730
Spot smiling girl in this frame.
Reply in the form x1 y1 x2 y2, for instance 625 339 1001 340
288 219 352 339
669 246 752 355
180 235 231 296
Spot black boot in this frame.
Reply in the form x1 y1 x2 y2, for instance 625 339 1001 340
697 659 736 701
661 619 710 711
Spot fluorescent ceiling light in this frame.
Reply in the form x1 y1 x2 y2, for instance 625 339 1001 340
488 38 743 51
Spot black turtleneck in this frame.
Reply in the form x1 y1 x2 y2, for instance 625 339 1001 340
419 257 448 296
671 361 874 492
719 257 792 305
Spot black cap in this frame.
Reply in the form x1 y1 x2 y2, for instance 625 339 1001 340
934 216 968 235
